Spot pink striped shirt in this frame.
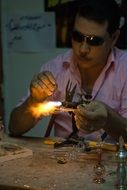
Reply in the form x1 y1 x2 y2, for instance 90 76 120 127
20 47 127 142
40 47 127 142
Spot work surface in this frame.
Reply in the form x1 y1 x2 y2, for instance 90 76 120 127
0 135 123 190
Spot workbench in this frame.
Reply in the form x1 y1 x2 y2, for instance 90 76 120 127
0 135 122 190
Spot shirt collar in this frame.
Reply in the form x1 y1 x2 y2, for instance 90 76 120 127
102 48 116 73
62 49 75 72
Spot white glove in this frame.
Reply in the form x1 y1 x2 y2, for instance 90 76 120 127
74 101 108 132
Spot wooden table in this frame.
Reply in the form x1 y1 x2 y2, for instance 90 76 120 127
0 135 121 190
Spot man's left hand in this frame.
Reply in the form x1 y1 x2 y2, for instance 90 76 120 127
74 101 108 132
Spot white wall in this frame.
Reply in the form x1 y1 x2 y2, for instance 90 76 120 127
1 0 67 137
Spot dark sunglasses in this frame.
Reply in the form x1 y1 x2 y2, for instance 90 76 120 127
72 30 105 46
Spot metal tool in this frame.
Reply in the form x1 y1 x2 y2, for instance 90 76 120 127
65 79 77 103
63 79 78 138
54 79 81 148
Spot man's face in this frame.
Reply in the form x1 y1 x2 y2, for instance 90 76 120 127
72 15 117 70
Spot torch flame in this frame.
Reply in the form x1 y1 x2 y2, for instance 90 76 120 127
30 101 62 117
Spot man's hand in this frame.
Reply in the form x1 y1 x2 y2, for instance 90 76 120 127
30 71 57 102
74 101 108 132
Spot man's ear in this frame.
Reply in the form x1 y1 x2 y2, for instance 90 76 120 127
111 30 120 47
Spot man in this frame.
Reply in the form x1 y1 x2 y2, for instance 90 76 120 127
9 0 127 142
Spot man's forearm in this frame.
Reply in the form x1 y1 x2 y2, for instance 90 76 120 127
9 97 41 136
103 107 127 142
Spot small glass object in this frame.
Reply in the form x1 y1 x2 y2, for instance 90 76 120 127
93 135 106 184
84 94 92 104
0 116 4 140
0 116 5 156
115 136 127 190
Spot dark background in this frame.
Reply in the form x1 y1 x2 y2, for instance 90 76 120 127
45 0 127 48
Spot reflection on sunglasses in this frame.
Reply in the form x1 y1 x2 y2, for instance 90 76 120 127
72 30 105 46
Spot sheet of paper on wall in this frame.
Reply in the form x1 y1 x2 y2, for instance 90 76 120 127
5 12 56 52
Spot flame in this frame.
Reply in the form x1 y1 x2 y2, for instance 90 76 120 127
30 101 62 117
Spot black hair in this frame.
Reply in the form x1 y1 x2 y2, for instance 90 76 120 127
75 0 122 35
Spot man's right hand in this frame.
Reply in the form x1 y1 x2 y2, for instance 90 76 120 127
30 71 57 102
